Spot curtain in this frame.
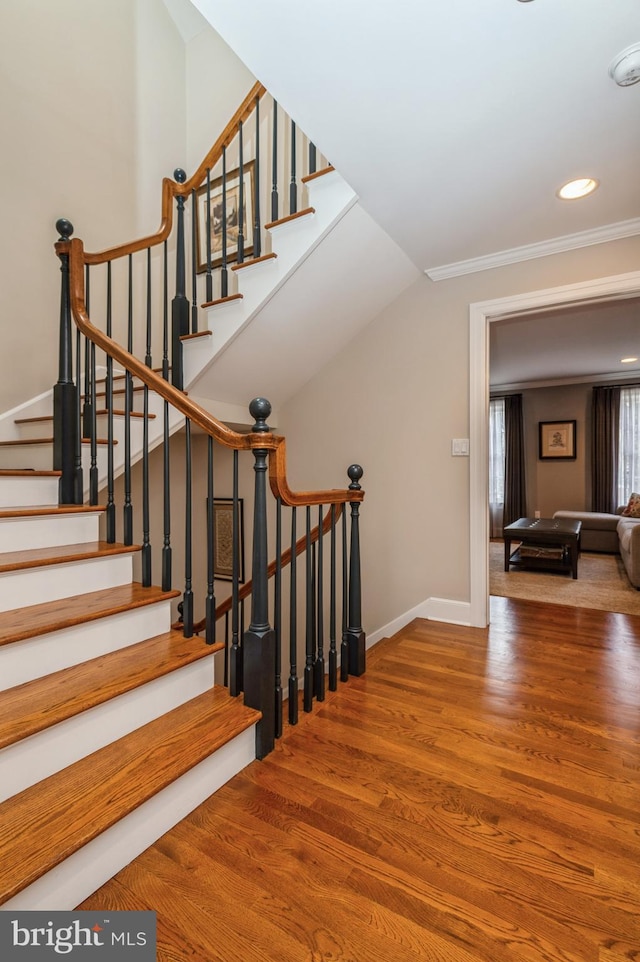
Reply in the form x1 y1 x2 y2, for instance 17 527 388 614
489 398 505 537
618 386 640 507
591 386 620 513
503 393 526 528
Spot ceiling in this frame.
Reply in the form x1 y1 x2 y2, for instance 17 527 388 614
178 0 640 388
490 296 640 388
188 0 640 276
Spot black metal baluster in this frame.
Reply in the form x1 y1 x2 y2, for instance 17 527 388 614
205 168 213 303
315 504 325 701
171 169 188 390
89 340 98 505
82 266 92 441
237 121 245 264
162 399 171 590
329 504 337 690
304 505 314 712
190 188 198 333
290 120 297 215
241 597 245 639
309 141 317 176
141 249 152 587
182 417 194 637
73 324 83 505
346 465 366 676
271 100 279 222
243 398 276 758
85 267 98 504
224 610 230 687
253 97 261 258
205 436 216 645
53 220 78 505
229 449 242 695
288 505 298 725
220 147 228 298
162 240 169 381
105 262 116 542
274 496 283 738
123 254 133 546
341 503 349 682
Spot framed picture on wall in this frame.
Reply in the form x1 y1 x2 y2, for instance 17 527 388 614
195 161 255 272
211 498 245 582
538 420 577 460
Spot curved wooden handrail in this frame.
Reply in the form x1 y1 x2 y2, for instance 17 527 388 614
65 237 364 507
83 82 267 265
190 503 344 633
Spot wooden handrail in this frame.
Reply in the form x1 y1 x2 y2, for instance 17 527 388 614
190 503 344 633
83 82 267 265
65 237 364 508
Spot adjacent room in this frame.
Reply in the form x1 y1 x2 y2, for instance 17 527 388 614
489 296 640 614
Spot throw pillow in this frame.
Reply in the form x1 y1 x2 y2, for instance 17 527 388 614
621 492 640 518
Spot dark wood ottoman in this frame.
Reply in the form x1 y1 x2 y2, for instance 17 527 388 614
503 517 582 579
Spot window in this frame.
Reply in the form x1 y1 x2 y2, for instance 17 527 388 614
489 398 505 505
618 386 640 506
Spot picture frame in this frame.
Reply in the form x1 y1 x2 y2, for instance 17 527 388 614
538 420 577 460
195 161 255 272
211 498 245 582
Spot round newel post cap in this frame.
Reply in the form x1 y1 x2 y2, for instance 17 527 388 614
249 397 272 433
347 464 363 489
173 168 187 184
56 219 74 241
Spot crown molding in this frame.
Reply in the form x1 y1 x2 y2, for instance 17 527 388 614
490 369 640 394
424 218 640 282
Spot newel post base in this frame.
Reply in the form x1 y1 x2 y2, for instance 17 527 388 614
345 464 366 677
243 627 276 760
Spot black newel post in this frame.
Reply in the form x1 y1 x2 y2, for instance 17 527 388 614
345 464 366 676
53 219 79 505
171 169 189 390
243 398 276 759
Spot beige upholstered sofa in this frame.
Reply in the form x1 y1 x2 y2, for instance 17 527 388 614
553 508 640 589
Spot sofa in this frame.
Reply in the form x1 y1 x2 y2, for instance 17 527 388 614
553 508 640 589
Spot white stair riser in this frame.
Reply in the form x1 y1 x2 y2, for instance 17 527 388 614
0 601 174 690
0 477 59 507
2 726 256 909
0 444 55 472
0 512 101 552
0 553 133 613
13 421 53 441
0 658 216 803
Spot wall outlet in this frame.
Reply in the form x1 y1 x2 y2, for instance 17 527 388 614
534 510 541 518
451 438 470 456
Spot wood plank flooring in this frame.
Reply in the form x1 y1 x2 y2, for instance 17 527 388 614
79 597 640 962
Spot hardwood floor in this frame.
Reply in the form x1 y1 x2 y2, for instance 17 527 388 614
79 597 640 961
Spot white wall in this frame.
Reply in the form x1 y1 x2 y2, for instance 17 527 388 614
277 235 640 638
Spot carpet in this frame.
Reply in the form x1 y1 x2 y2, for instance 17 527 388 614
490 541 640 616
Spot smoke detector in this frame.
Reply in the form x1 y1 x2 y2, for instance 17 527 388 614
609 43 640 87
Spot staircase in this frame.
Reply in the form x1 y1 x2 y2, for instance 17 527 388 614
0 469 260 910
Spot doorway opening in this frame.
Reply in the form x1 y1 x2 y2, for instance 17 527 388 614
468 270 640 628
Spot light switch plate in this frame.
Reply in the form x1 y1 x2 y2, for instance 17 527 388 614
452 439 470 456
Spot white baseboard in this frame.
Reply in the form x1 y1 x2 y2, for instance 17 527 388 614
366 596 472 647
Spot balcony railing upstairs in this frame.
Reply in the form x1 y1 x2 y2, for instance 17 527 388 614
53 83 364 757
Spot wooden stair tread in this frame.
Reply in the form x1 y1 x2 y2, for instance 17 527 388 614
0 437 117 445
231 252 277 272
15 411 156 422
0 629 224 750
0 469 60 477
201 293 243 309
0 581 178 647
0 688 260 904
0 504 105 519
0 540 140 574
264 207 315 230
180 330 212 342
301 164 335 183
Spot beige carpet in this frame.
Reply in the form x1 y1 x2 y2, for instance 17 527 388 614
490 541 640 616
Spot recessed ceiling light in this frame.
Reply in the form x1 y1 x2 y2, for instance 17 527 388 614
621 356 638 364
556 178 599 200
